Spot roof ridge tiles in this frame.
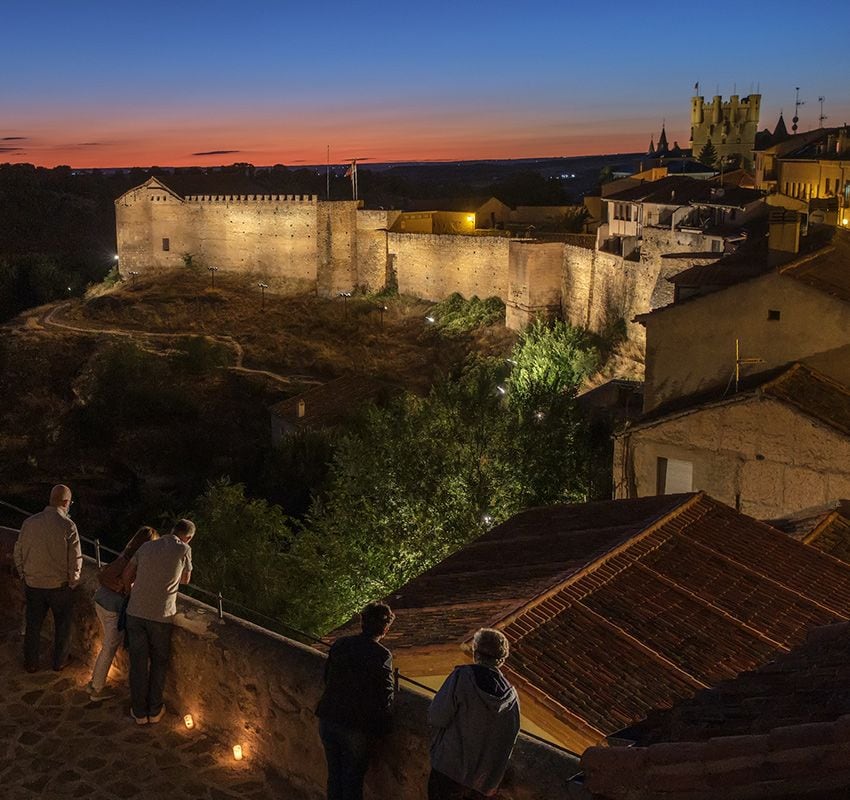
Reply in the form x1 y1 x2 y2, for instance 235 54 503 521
477 493 704 642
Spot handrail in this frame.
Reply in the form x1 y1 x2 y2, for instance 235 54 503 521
1 499 580 760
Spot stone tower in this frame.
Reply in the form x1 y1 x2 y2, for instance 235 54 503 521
689 92 761 168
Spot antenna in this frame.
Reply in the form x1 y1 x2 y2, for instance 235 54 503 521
734 338 764 393
792 87 805 134
818 96 828 127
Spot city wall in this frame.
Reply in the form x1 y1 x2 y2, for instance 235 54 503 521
0 530 583 800
117 179 710 339
388 232 512 300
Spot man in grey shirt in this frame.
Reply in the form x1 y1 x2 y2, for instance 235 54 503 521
13 484 82 673
121 518 194 725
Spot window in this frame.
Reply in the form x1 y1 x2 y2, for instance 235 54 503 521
656 457 693 494
711 239 723 252
767 309 781 321
162 238 170 251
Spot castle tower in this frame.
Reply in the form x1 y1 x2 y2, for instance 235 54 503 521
690 90 761 169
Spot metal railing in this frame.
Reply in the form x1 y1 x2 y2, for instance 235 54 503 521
0 499 580 760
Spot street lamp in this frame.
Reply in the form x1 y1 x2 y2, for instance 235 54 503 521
129 270 139 286
258 282 268 310
338 291 352 320
207 266 219 289
378 304 387 330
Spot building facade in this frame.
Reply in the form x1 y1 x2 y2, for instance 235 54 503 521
690 93 761 168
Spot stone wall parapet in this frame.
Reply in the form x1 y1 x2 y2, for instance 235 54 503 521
185 194 319 203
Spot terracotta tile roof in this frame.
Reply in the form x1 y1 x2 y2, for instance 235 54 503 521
615 619 850 746
768 502 850 560
604 175 762 207
269 375 391 430
779 228 850 303
373 494 691 652
338 493 850 745
626 363 850 439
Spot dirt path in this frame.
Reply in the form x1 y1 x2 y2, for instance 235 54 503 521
33 304 322 389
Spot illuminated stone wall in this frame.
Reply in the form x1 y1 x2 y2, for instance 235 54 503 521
0 531 584 800
388 232 511 302
613 397 850 519
506 241 563 328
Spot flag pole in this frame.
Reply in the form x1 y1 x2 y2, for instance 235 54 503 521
326 145 330 200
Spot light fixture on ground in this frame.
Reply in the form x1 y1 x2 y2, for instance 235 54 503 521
183 714 194 729
258 282 268 310
496 384 507 396
378 304 387 329
233 744 244 761
425 315 435 324
129 271 139 286
208 265 219 289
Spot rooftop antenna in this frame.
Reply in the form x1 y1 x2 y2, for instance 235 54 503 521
734 338 764 393
792 87 805 134
818 96 828 127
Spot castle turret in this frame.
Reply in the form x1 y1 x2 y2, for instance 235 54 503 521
690 89 761 169
657 125 669 155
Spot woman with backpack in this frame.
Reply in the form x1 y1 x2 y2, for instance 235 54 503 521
86 526 158 702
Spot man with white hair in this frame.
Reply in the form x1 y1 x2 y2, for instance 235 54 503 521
428 628 521 799
14 484 83 673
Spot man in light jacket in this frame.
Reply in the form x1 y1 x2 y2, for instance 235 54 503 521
428 628 521 799
14 484 83 673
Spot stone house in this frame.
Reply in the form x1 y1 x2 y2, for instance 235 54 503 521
269 375 389 443
755 125 850 220
639 224 850 413
613 363 850 519
328 493 850 754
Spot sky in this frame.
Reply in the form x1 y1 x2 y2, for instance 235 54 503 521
3 0 850 168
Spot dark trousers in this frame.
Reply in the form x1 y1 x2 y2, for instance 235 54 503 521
126 613 173 718
428 770 488 800
319 719 374 800
24 585 74 671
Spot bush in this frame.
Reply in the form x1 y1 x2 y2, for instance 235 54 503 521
429 293 505 333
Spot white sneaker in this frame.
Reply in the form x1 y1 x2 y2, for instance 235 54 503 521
130 708 149 726
148 706 166 724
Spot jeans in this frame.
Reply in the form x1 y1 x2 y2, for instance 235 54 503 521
126 613 173 718
428 770 488 800
24 585 74 671
319 719 374 800
90 604 123 691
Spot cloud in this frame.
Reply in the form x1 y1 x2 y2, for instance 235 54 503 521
192 149 241 156
79 142 105 147
2 136 27 141
0 147 24 152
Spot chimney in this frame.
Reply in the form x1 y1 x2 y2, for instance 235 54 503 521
768 210 801 260
297 399 306 418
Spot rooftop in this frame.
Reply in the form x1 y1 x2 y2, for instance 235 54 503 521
339 493 850 745
626 363 850 436
768 501 850 564
604 175 762 208
583 620 850 799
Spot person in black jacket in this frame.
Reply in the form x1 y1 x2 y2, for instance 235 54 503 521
316 602 396 800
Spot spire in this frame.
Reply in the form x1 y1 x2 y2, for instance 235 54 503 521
773 113 788 141
657 124 669 155
648 137 655 156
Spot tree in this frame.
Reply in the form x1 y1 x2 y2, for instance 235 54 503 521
698 140 718 167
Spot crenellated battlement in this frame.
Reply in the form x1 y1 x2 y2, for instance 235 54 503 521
185 193 318 203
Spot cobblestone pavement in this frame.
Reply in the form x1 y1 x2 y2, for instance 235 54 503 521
0 627 301 799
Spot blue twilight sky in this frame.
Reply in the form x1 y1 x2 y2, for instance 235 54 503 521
2 0 849 166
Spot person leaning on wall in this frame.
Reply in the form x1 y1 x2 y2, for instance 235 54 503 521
86 525 159 702
428 628 521 800
13 484 83 673
315 602 396 800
